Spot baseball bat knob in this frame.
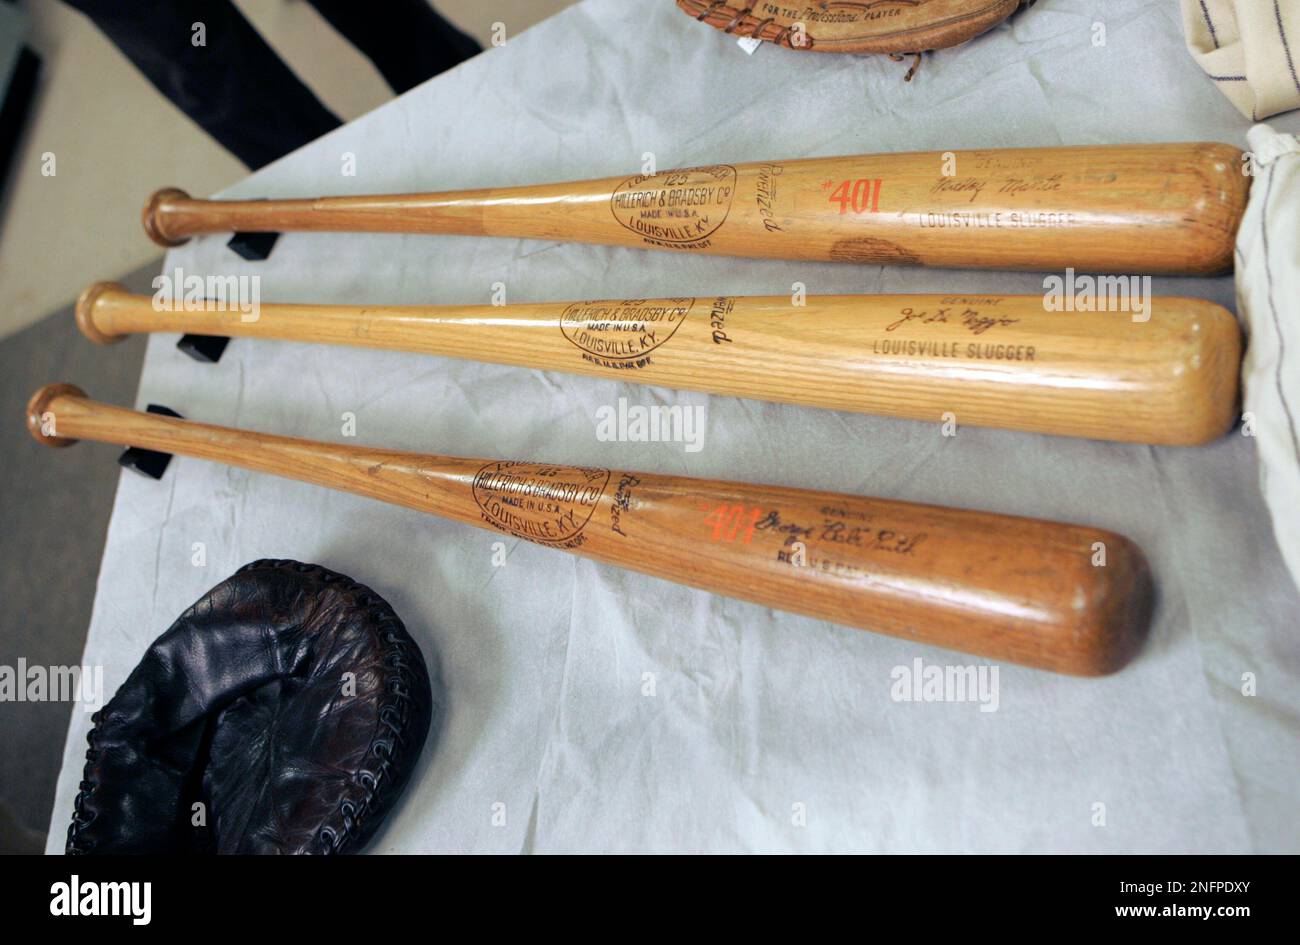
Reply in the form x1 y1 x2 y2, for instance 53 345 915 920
143 187 191 247
75 282 128 345
26 383 87 448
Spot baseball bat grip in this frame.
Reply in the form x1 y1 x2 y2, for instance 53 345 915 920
27 384 1152 674
144 187 492 246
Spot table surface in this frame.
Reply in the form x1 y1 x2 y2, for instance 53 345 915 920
47 0 1300 853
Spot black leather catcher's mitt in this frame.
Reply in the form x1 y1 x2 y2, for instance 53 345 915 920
66 560 435 854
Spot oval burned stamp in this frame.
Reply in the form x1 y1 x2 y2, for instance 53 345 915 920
472 461 610 548
560 298 694 369
610 165 737 249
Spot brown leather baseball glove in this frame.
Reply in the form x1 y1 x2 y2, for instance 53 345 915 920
676 1 1028 57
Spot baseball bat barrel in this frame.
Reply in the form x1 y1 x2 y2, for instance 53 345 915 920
142 143 1248 274
78 283 1241 445
27 383 1152 675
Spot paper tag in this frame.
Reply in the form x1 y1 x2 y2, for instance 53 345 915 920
736 36 762 55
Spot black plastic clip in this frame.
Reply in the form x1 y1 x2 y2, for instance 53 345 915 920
226 197 279 260
227 229 280 261
118 404 184 480
176 333 230 363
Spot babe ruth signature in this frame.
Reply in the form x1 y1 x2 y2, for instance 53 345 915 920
754 509 927 555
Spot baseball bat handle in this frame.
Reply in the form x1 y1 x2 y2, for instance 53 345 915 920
27 384 1152 675
78 284 1241 446
143 143 1249 274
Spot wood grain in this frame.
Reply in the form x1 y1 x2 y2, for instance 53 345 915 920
26 384 1153 675
79 284 1241 445
143 143 1249 274
676 0 1024 54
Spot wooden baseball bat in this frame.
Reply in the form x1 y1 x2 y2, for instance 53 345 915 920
142 143 1249 274
77 283 1241 446
27 383 1152 675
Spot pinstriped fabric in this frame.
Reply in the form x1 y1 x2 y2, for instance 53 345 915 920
1236 124 1300 593
1182 0 1300 119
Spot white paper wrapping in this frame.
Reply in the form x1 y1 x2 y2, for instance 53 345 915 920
46 0 1300 853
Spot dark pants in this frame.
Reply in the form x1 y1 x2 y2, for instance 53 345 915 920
62 0 481 169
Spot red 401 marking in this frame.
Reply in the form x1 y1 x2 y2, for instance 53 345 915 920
828 178 883 214
704 504 763 544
